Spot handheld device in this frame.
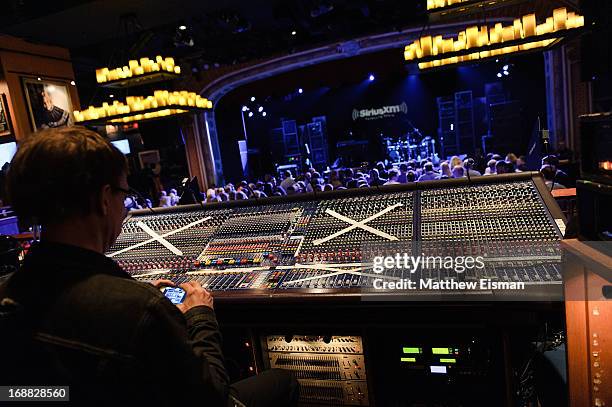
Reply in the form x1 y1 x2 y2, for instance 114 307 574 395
161 286 186 304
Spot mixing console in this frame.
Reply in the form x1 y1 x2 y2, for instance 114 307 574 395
107 174 565 298
264 335 369 405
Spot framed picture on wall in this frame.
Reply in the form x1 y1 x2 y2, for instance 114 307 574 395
22 77 74 131
138 150 161 169
0 94 12 137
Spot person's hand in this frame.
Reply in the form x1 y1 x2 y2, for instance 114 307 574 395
176 281 214 313
150 279 175 289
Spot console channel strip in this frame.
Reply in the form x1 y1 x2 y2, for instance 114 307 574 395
297 192 414 264
265 335 369 406
197 203 312 267
108 209 231 274
419 181 561 241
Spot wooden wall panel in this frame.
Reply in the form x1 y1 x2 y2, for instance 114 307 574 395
0 34 80 142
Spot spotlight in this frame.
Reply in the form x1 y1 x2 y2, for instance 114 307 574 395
368 74 375 81
37 77 41 81
109 94 115 98
258 106 263 112
503 71 509 76
70 80 76 86
262 112 267 117
497 73 502 78
250 96 256 102
242 106 248 112
503 65 509 71
291 30 297 36
298 88 303 94
179 25 187 31
248 111 254 117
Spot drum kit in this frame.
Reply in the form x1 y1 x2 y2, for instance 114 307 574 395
384 132 437 163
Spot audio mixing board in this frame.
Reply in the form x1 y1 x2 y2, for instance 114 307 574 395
108 173 566 300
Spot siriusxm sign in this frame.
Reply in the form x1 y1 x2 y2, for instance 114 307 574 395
352 102 408 121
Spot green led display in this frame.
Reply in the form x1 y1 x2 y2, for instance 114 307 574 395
402 347 421 354
432 347 451 355
400 357 417 362
440 358 457 363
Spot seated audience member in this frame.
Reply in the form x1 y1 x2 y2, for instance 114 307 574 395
516 156 528 172
542 155 570 186
407 170 417 183
368 168 385 186
205 188 220 203
463 158 482 177
329 170 343 189
484 159 497 175
323 183 334 191
450 156 463 170
496 160 511 175
280 170 296 191
124 196 142 211
343 168 355 187
275 185 287 196
235 190 249 200
217 188 230 202
286 184 299 195
438 162 452 179
251 190 267 198
384 169 401 185
159 190 172 207
397 163 409 184
375 161 388 180
262 182 274 197
506 153 518 165
541 164 566 189
0 127 298 406
169 188 180 206
452 165 465 178
418 163 438 182
491 154 503 162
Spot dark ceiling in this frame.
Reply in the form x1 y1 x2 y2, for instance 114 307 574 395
1 0 426 69
1 0 577 108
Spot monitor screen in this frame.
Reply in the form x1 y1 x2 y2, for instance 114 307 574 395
111 139 131 155
0 142 17 167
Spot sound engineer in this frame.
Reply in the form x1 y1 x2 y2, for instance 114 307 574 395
0 127 298 406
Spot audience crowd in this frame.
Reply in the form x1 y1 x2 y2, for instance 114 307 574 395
128 152 570 209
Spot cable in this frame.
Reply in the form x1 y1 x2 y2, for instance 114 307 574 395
465 158 475 185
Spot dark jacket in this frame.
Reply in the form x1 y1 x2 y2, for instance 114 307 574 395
0 241 229 406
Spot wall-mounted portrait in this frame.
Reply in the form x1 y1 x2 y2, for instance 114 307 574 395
22 78 74 131
0 94 12 137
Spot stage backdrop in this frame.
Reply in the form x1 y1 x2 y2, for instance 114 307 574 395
215 52 547 183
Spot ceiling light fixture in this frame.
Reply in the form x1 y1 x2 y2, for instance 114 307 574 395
405 8 585 71
95 56 181 87
73 90 212 125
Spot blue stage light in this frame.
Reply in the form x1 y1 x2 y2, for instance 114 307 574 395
242 106 248 112
298 88 303 94
369 74 375 81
